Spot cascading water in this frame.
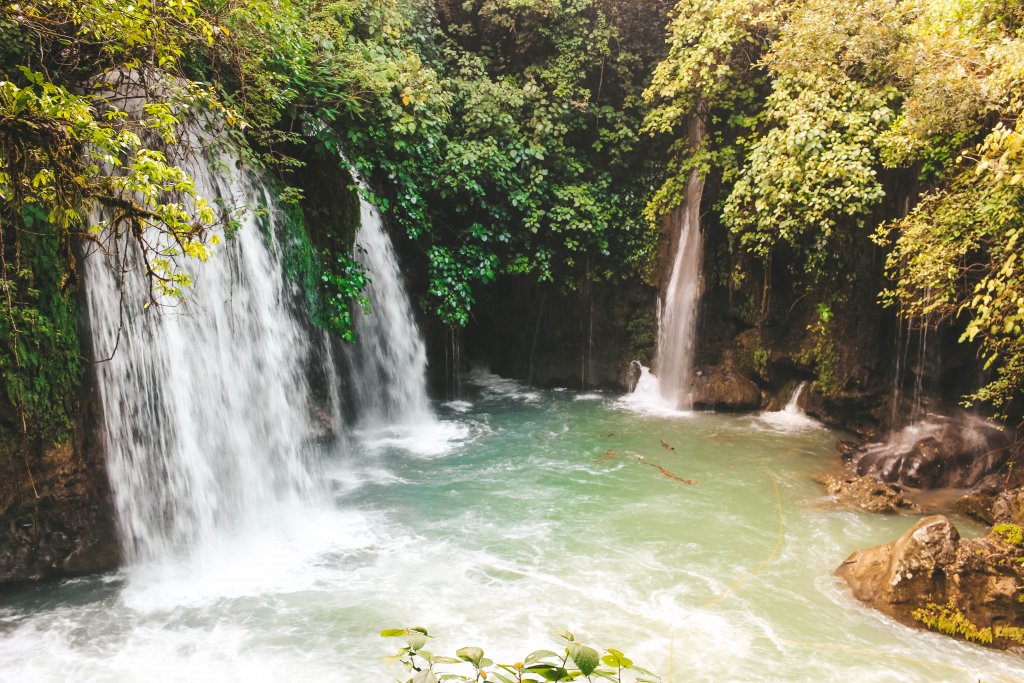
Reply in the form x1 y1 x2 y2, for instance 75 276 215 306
628 169 705 412
759 381 819 431
345 196 432 426
84 144 335 564
656 171 706 408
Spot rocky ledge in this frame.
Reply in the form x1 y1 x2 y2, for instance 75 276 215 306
837 515 1024 650
811 473 920 514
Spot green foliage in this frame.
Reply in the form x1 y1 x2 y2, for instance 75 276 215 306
330 0 667 325
320 254 370 342
752 346 769 379
0 207 80 440
723 73 895 272
797 307 843 397
642 0 779 227
273 187 368 342
646 0 1024 419
995 523 1024 547
382 627 659 683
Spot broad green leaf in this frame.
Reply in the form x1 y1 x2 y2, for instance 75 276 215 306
405 632 428 650
525 650 560 665
568 642 599 676
412 670 438 683
456 646 484 667
524 665 570 681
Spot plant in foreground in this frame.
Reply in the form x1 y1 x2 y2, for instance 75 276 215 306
382 627 660 683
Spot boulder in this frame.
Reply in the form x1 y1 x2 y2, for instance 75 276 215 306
837 515 1024 649
843 413 1012 490
993 486 1024 526
838 516 958 609
690 365 761 411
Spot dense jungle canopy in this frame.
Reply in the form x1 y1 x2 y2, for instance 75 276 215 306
1 0 1024 435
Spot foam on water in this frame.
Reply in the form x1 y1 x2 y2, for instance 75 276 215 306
466 368 543 402
442 400 474 414
619 365 696 417
354 419 476 458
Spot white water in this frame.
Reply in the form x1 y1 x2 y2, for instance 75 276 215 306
83 147 335 565
759 382 820 431
632 171 705 411
622 364 694 417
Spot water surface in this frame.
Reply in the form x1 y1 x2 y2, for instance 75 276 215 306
1 373 1021 683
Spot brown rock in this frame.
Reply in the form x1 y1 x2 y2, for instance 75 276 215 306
812 473 920 514
836 515 1024 650
690 364 761 411
993 487 1024 526
838 516 958 609
847 413 1012 490
953 492 998 525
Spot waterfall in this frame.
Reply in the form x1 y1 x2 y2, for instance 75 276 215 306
655 171 706 409
759 381 818 430
628 169 705 412
84 147 337 565
783 381 809 414
344 196 433 426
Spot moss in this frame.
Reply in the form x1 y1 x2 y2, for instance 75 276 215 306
994 625 1024 645
625 312 656 364
259 167 368 341
913 600 994 645
0 206 81 443
994 523 1024 547
914 600 1024 647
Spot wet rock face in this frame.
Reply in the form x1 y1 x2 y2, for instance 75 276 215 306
993 487 1024 526
812 473 920 514
838 517 958 608
690 364 762 411
843 414 1012 490
837 515 1024 649
0 440 120 583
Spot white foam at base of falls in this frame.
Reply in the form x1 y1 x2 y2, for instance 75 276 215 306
620 364 695 417
759 382 821 431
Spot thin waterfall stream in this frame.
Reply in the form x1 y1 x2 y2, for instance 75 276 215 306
345 195 432 426
629 169 705 412
343 192 466 455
